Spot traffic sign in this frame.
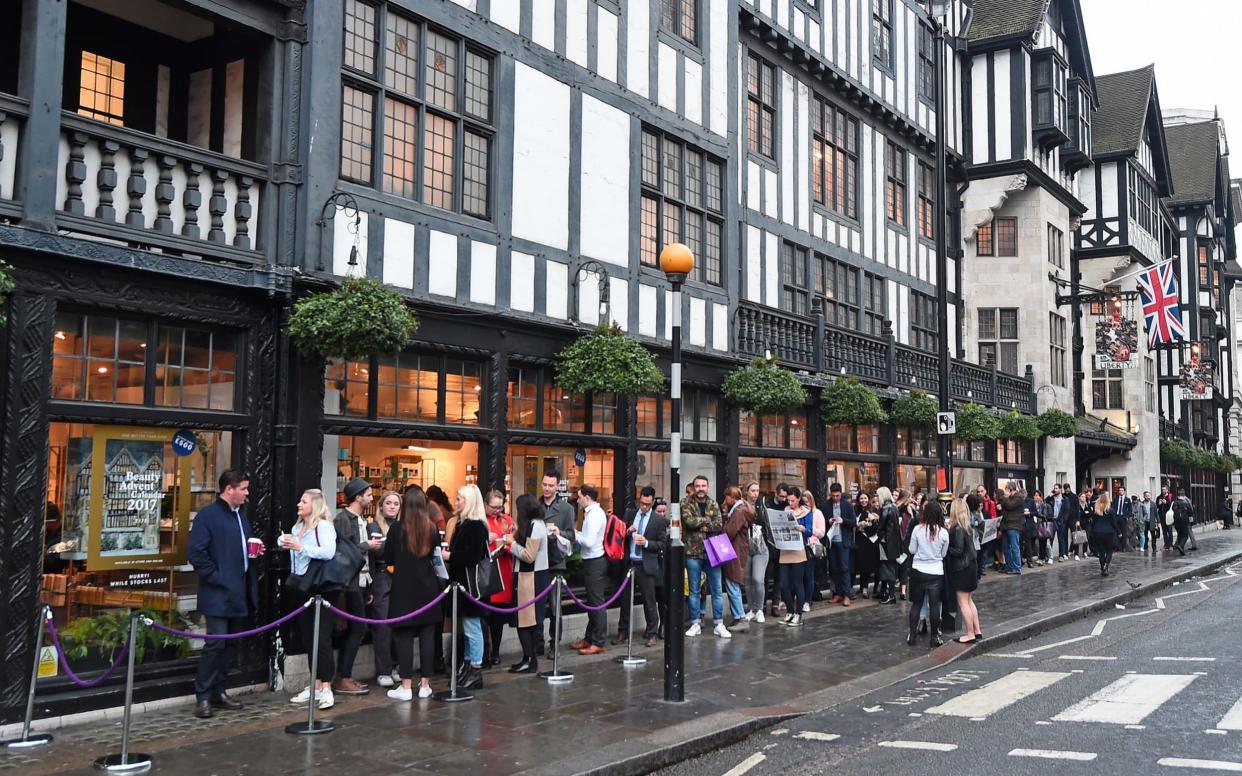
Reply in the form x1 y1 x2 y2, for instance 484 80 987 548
936 412 956 435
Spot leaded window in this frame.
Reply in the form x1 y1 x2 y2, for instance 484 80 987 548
747 52 776 159
885 141 907 227
639 127 724 285
811 97 859 219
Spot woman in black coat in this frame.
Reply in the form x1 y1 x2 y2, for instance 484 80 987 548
874 487 902 605
852 492 881 598
446 485 491 689
383 489 444 701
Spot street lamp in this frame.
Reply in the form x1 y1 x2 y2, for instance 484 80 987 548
927 0 953 496
660 242 693 703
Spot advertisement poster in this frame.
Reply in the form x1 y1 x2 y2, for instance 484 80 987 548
767 509 806 552
86 426 192 571
55 436 94 559
1094 316 1138 369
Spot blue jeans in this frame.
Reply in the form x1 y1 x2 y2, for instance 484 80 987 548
1056 522 1069 557
462 616 484 666
802 555 817 604
1003 529 1022 573
829 542 852 597
686 557 723 624
726 579 745 619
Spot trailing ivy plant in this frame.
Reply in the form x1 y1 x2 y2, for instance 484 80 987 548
722 356 807 416
1160 439 1195 467
999 410 1043 440
554 323 664 396
1218 453 1242 474
821 377 888 427
954 402 1002 441
288 276 419 361
890 391 939 430
0 259 14 324
1037 408 1078 438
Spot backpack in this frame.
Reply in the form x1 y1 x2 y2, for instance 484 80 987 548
603 511 627 563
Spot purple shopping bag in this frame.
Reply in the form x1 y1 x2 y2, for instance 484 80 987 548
705 533 737 567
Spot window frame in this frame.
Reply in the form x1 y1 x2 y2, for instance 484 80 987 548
871 0 894 71
338 0 496 220
863 272 887 337
992 217 1018 256
746 52 777 160
885 140 907 228
505 366 617 435
1144 355 1156 413
917 160 935 241
977 307 1020 375
77 51 127 126
638 126 725 286
911 292 938 352
1091 367 1124 410
811 96 860 221
917 23 935 103
1049 312 1067 388
1047 223 1064 268
821 254 861 330
659 0 698 46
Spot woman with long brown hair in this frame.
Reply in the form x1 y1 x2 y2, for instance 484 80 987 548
503 493 549 673
721 485 754 626
906 500 949 649
384 488 443 701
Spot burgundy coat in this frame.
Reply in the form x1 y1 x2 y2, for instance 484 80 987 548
723 501 754 583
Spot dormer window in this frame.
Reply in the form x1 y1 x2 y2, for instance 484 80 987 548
1063 78 1092 171
1032 51 1068 149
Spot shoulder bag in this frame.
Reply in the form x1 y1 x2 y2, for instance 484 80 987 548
473 546 506 599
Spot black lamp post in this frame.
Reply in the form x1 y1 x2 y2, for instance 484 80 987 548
660 242 693 703
928 0 953 496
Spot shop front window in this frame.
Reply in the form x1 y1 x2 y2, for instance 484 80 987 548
825 460 880 498
52 313 147 404
507 445 616 512
155 326 237 411
329 353 485 424
444 359 483 424
738 457 808 497
857 425 880 453
826 424 853 451
327 434 480 512
507 367 538 428
376 354 438 421
325 359 372 416
636 450 717 502
896 463 933 494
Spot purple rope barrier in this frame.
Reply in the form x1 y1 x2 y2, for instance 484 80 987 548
562 574 631 612
145 600 311 640
325 587 451 626
44 616 131 689
458 578 557 614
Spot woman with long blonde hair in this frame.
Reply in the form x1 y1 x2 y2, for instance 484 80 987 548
283 489 338 709
946 497 981 644
1090 491 1122 577
446 483 490 689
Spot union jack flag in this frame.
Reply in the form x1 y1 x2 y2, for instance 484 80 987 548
1136 260 1187 347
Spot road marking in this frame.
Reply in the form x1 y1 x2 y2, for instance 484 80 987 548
879 741 958 752
1009 749 1098 761
1035 721 1052 726
1154 657 1216 662
769 728 788 736
1207 730 1228 735
1217 694 1242 731
793 732 840 742
1017 634 1096 655
722 753 766 776
907 712 922 717
927 671 1069 719
1059 655 1116 661
1053 674 1199 725
1126 725 1147 730
1158 757 1242 772
990 653 1035 659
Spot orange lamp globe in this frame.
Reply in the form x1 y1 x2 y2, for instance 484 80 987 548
659 243 695 276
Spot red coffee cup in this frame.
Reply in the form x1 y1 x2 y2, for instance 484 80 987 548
247 537 264 558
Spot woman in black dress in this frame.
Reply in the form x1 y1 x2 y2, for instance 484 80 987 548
384 488 445 701
874 487 901 604
852 492 881 598
946 496 981 644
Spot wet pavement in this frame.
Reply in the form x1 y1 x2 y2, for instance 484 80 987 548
8 530 1242 776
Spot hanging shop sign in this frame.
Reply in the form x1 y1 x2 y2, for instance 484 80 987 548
64 426 194 571
1177 346 1213 401
1094 296 1139 369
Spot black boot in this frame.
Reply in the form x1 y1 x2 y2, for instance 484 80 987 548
459 666 484 690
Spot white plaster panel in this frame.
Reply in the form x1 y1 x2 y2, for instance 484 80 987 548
746 225 763 303
862 127 873 261
897 284 910 344
764 168 778 219
596 7 619 82
747 161 761 212
994 49 1011 160
532 0 556 51
333 209 368 277
0 117 17 199
689 296 707 347
626 0 650 98
223 60 244 158
711 302 728 352
382 218 416 289
780 70 795 225
1101 162 1119 218
664 289 673 340
427 230 458 298
609 276 629 330
545 260 569 319
579 270 601 326
639 283 658 337
491 0 520 32
971 56 988 162
187 69 212 150
684 58 703 125
510 251 535 312
566 0 589 67
796 79 810 232
764 230 779 306
511 63 570 250
155 66 170 138
579 95 631 267
777 0 789 27
448 0 477 9
657 43 678 112
469 241 497 305
708 0 728 135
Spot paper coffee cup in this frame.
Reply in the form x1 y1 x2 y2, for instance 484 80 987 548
247 537 264 558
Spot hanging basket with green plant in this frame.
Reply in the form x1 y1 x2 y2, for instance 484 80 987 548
0 259 14 324
999 410 1043 440
821 377 888 427
954 402 1002 441
890 391 939 430
287 276 419 361
1037 408 1078 438
722 356 807 416
1160 439 1195 467
553 323 664 395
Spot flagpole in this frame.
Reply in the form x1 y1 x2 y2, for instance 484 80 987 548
1109 256 1178 287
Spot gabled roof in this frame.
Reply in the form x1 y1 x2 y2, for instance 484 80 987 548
1092 65 1174 195
967 0 1097 106
1164 121 1221 206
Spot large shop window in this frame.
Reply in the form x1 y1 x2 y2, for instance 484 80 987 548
506 367 617 435
52 313 238 411
636 450 717 503
996 440 1030 465
739 411 811 449
896 463 935 494
825 460 881 498
508 446 616 513
340 0 494 218
639 127 724 285
826 424 881 454
326 434 479 512
896 427 939 459
738 457 807 496
636 390 719 441
41 424 235 676
325 354 484 424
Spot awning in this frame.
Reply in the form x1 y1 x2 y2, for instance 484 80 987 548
1074 414 1137 452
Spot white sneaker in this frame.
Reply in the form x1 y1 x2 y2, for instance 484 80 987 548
377 674 395 688
802 603 811 613
790 614 803 626
290 686 312 704
685 622 702 637
714 623 732 639
417 684 433 699
316 689 334 710
744 611 755 622
755 610 766 624
783 614 795 626
386 686 412 701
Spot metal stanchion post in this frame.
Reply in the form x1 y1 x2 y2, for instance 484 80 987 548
93 615 151 772
2 606 54 749
615 569 646 668
433 584 474 702
538 577 573 683
286 596 335 735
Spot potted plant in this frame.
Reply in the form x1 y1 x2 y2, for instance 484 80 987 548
1037 408 1078 438
954 402 1002 441
891 391 939 430
999 410 1043 440
287 276 419 361
821 377 888 427
553 323 664 395
60 608 192 668
721 356 807 416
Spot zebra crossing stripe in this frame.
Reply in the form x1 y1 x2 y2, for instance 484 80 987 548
722 753 766 776
794 732 840 741
1053 674 1199 725
927 671 1070 718
878 741 957 752
1009 749 1098 761
1217 694 1242 731
1157 757 1242 772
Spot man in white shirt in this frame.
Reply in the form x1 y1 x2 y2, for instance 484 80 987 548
569 484 609 655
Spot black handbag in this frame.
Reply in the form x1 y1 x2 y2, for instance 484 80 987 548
284 524 365 596
473 548 506 599
285 558 326 596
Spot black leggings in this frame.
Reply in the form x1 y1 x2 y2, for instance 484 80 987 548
394 622 437 681
1092 535 1115 572
907 569 944 636
780 562 805 613
517 626 539 664
298 593 335 682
